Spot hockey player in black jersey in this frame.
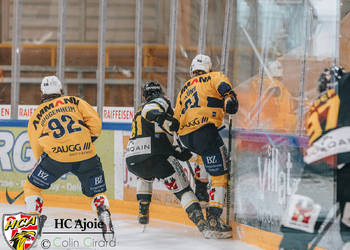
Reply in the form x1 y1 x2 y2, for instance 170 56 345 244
279 66 350 249
126 81 216 238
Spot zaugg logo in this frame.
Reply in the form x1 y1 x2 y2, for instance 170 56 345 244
2 213 39 250
51 142 91 153
180 116 209 130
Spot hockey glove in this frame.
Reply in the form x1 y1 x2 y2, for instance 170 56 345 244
154 113 167 126
224 94 238 114
173 147 192 161
169 117 180 132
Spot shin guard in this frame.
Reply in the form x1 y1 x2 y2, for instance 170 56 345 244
208 174 228 211
91 193 110 211
24 179 44 214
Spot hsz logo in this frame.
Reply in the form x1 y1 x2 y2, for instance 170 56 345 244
164 177 178 191
2 213 38 250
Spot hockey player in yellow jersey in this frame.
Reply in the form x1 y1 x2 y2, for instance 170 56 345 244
25 76 114 241
174 54 238 238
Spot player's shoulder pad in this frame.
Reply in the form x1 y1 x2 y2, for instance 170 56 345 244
149 96 169 111
209 71 225 78
210 71 230 83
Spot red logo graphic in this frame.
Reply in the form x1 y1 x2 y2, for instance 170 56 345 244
209 188 216 201
191 78 198 85
164 178 178 191
35 198 43 214
55 100 65 107
2 213 39 250
291 201 313 224
93 195 106 209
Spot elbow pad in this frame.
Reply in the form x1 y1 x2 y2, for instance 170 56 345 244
146 110 167 125
224 96 239 114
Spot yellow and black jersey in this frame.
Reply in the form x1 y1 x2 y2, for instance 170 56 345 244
131 96 172 139
28 96 101 162
306 88 340 146
304 72 350 164
126 95 174 164
174 71 234 136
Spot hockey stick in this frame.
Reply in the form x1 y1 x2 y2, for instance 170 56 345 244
308 205 341 250
226 116 232 225
6 188 24 204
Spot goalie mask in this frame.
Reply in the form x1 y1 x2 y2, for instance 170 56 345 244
318 65 345 93
143 81 162 101
190 54 212 78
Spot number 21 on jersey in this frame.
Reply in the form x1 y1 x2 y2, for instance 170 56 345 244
181 91 200 115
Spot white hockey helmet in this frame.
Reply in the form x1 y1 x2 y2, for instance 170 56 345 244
190 54 212 77
41 76 62 95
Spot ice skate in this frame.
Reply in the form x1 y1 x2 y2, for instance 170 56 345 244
37 214 47 239
97 205 114 241
186 204 219 239
206 212 232 239
32 214 47 248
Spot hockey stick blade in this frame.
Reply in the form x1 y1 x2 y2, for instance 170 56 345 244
6 189 24 204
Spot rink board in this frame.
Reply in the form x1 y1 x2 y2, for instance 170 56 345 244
0 120 334 249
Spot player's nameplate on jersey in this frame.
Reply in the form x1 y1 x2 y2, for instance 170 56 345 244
125 137 151 157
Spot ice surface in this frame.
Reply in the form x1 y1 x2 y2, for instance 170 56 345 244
0 203 261 250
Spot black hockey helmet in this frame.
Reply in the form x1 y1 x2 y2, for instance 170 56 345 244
318 65 345 93
143 81 162 101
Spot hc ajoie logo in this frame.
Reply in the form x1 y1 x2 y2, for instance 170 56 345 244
54 218 103 231
37 170 49 181
2 213 39 250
